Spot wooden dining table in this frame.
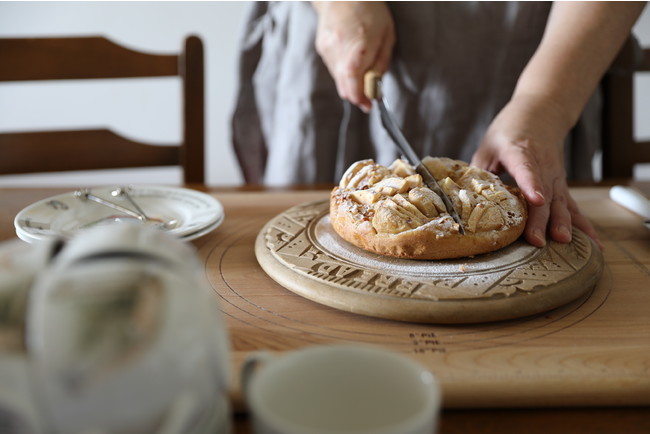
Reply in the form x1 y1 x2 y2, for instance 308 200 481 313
1 183 649 433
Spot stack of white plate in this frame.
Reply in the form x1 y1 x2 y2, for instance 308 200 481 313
14 186 225 243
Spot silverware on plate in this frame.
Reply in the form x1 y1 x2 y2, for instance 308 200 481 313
75 187 178 230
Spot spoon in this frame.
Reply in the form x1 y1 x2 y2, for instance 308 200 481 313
75 189 144 221
111 187 149 221
112 187 179 230
76 188 178 231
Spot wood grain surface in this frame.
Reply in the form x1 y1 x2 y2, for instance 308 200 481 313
2 186 649 433
186 189 650 411
255 200 603 324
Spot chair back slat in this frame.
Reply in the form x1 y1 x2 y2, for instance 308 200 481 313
180 36 205 184
0 36 204 184
601 35 650 179
0 37 178 81
0 130 179 174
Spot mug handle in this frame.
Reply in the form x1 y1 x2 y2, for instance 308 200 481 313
240 351 276 402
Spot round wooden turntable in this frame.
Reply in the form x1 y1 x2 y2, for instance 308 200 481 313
255 200 604 324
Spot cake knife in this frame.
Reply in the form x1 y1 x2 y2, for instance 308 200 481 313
364 71 465 234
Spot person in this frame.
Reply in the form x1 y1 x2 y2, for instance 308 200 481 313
231 1 646 248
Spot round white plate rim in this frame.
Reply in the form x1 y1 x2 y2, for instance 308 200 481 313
14 186 224 242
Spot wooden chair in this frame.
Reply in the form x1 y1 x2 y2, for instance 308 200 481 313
601 34 650 179
0 36 205 184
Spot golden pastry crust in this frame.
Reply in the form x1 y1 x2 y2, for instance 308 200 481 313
330 157 528 260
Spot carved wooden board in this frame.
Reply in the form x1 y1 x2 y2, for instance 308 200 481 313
1 188 648 410
190 189 650 409
255 200 603 324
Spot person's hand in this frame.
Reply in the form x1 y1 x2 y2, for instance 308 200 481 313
471 93 601 248
312 1 395 112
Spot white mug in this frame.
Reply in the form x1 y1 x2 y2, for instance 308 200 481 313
241 345 441 434
16 225 232 434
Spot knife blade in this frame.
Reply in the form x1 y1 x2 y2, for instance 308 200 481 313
364 71 465 234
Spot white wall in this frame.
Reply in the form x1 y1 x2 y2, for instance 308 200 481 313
632 4 650 155
1 1 649 187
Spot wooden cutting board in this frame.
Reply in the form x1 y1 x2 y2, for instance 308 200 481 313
255 200 603 324
193 189 650 409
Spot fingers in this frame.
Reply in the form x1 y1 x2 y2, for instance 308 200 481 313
472 94 601 250
470 143 502 174
337 29 395 112
473 138 599 248
572 214 602 250
500 140 547 208
525 184 572 247
524 198 551 247
565 196 602 250
337 40 381 112
313 2 395 112
524 179 602 249
374 28 395 74
547 183 572 243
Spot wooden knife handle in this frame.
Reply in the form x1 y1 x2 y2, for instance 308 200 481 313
364 70 382 100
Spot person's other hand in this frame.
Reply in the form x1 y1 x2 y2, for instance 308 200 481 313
471 94 601 248
313 1 395 112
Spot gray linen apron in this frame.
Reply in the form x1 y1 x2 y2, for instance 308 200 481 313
231 1 600 185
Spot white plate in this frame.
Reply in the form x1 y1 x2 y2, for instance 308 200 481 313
14 186 224 243
180 212 225 242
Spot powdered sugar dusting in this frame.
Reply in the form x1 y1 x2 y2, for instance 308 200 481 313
313 215 537 278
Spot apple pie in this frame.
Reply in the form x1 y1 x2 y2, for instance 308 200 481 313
329 157 527 259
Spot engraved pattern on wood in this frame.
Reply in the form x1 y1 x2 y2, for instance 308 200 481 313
185 189 647 408
263 201 597 301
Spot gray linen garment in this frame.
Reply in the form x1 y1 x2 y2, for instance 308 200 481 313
231 1 600 186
